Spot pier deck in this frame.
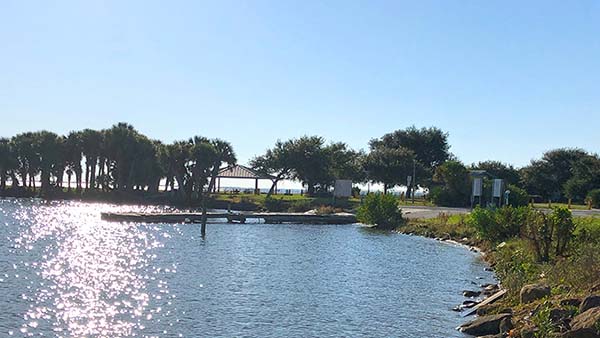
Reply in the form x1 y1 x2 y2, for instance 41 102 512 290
100 212 357 224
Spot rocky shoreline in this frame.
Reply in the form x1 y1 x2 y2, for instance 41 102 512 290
398 230 600 338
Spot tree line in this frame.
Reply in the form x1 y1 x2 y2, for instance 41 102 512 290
0 123 235 204
1 123 599 207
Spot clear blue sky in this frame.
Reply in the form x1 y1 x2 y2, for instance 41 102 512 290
1 0 599 167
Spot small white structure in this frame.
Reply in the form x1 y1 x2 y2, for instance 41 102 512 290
492 179 504 198
472 178 483 197
334 179 352 198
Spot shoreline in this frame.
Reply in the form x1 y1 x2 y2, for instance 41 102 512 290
396 228 505 333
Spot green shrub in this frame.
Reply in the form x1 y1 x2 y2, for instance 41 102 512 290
548 241 600 293
587 189 600 208
549 207 574 256
357 193 404 228
468 206 528 242
522 207 575 262
523 209 553 262
493 239 541 299
532 302 555 338
574 216 600 243
506 184 529 207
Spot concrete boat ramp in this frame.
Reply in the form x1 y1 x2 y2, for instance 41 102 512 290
100 212 358 225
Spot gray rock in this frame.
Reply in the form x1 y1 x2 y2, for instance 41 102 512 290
459 313 511 336
580 295 600 313
476 303 513 316
499 316 513 333
563 307 600 338
520 325 538 338
561 298 582 308
464 290 482 298
520 283 551 304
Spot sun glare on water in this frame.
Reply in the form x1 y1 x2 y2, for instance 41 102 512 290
9 201 179 337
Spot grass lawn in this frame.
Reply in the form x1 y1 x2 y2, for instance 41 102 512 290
211 192 433 208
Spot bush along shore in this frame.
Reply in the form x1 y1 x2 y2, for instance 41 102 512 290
356 196 600 338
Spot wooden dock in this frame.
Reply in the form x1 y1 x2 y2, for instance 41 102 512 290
100 212 357 225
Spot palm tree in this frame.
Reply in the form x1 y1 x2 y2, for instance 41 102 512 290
104 123 139 191
64 131 84 193
0 138 16 191
11 132 39 190
80 129 103 190
34 131 63 195
166 140 193 200
206 139 237 193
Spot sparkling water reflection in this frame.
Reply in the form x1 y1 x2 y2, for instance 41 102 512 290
0 199 495 337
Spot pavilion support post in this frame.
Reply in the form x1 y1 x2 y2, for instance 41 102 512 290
217 177 220 193
255 178 259 195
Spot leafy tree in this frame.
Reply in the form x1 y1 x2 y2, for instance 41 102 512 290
506 184 529 207
520 148 590 201
430 160 470 207
564 154 600 202
253 138 362 197
289 136 330 195
471 160 520 186
363 147 416 194
587 189 600 208
250 139 296 197
370 126 450 176
325 142 366 183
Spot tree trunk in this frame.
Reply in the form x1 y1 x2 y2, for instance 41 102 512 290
20 170 27 189
56 168 64 188
0 169 5 191
40 170 50 195
90 161 97 189
266 179 278 198
9 173 19 188
75 169 82 193
200 190 208 238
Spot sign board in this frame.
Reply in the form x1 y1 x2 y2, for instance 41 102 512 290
492 179 503 198
334 179 352 198
472 178 482 197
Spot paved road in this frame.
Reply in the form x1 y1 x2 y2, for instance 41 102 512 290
400 205 600 219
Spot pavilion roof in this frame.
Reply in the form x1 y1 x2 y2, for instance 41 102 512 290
217 164 274 180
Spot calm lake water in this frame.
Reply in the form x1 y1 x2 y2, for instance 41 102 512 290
0 199 494 337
